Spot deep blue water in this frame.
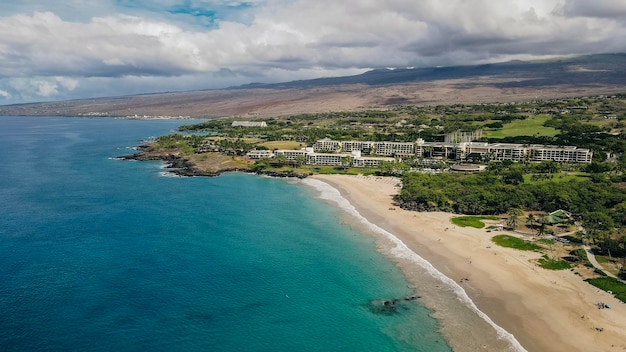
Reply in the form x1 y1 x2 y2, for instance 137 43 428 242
0 116 451 351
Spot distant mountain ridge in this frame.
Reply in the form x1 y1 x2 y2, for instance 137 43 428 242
235 53 626 88
1 53 625 118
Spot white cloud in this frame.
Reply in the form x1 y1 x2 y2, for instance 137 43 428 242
6 76 81 100
56 77 79 91
0 0 625 104
563 0 626 19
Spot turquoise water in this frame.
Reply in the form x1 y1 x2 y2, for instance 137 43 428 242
0 116 451 351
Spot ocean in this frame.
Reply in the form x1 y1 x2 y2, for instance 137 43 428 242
0 116 452 351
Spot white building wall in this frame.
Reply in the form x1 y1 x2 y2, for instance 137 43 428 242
313 138 341 152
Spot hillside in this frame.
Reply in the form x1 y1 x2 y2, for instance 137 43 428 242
1 53 625 118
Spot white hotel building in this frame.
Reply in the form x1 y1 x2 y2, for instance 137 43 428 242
310 138 593 164
265 138 592 167
454 141 593 163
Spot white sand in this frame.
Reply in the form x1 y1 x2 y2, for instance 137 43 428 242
308 174 626 352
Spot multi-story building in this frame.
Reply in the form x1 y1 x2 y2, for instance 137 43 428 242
352 156 395 167
306 153 349 166
287 139 593 166
274 148 313 161
231 121 267 127
373 141 415 156
528 145 593 163
246 149 274 159
452 142 593 163
488 143 526 162
313 138 342 152
342 141 375 153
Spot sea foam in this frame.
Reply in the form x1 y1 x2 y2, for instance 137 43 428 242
301 178 527 352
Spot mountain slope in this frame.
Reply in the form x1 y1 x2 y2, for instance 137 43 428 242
1 53 625 118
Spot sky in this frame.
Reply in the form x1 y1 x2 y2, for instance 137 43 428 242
1 0 625 105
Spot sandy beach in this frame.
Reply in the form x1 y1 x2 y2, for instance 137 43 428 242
308 174 626 352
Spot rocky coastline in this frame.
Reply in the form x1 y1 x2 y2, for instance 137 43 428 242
119 147 309 179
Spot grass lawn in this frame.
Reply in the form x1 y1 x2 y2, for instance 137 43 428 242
537 255 571 270
205 136 261 143
492 234 542 251
451 216 499 228
484 115 558 138
585 277 626 303
258 141 306 150
536 238 556 246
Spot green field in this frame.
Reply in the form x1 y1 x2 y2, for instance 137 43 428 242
484 115 558 138
537 255 571 270
258 141 306 150
491 234 542 251
451 216 499 228
586 277 626 303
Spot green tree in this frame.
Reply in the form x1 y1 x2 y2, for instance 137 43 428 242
526 214 537 234
252 157 271 171
274 154 288 165
537 213 550 237
507 208 524 230
295 155 307 167
582 212 614 245
502 170 524 185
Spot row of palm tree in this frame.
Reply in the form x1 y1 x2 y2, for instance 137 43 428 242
506 208 553 237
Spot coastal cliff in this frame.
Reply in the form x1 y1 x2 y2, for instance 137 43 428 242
120 146 308 179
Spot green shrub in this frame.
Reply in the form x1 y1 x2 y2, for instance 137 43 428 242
537 255 571 270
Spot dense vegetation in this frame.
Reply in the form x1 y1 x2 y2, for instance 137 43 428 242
396 169 626 225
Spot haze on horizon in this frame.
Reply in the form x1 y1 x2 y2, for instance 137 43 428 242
1 0 625 105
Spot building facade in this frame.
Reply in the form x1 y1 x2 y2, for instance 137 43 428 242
309 138 593 163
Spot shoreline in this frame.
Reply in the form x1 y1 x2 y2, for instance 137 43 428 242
305 174 626 352
119 150 309 178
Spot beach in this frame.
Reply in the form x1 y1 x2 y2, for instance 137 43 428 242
307 174 626 352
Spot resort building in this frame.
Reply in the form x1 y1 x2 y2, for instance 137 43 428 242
274 148 313 161
342 141 375 153
246 149 274 159
527 145 593 163
487 143 527 162
416 139 460 159
313 138 342 152
352 156 395 167
269 139 593 167
231 121 267 127
451 142 593 163
306 153 350 166
372 141 415 156
309 138 593 164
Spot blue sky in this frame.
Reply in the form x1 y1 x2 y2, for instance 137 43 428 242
1 0 626 105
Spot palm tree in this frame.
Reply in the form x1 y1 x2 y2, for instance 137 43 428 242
537 213 551 237
525 214 537 234
340 155 351 170
507 208 524 230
